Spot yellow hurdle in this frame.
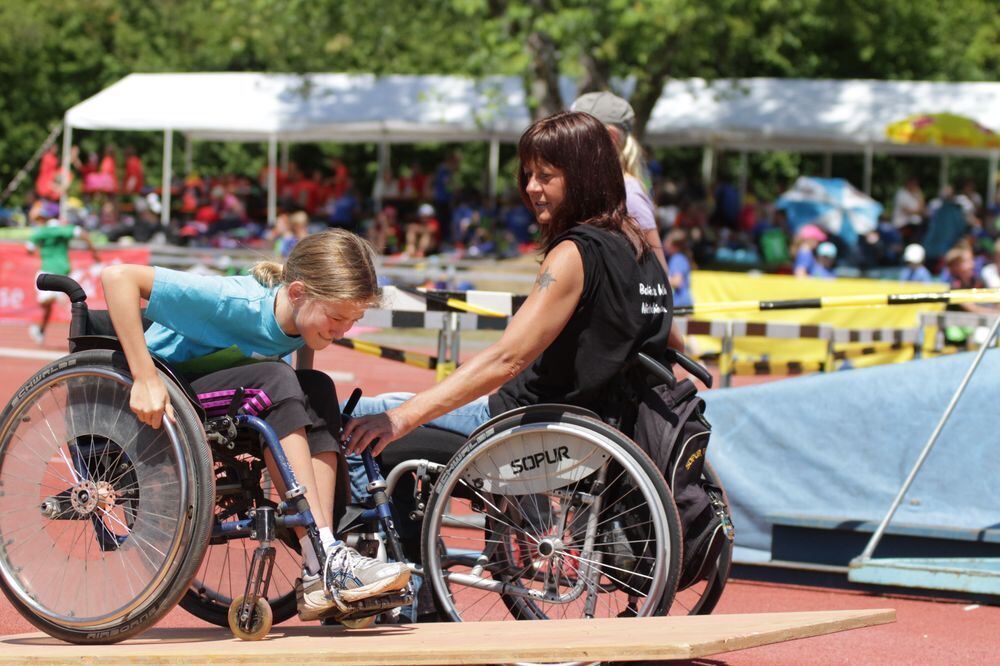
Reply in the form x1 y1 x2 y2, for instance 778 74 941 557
674 288 1000 317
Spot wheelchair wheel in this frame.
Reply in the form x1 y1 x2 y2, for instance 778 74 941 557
0 350 215 643
180 466 300 626
421 410 681 622
666 461 733 616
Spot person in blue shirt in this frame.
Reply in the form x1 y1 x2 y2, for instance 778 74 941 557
900 243 933 282
100 230 409 622
792 224 826 277
664 228 694 308
810 241 838 279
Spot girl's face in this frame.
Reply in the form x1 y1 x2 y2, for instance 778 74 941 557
523 160 566 225
291 291 368 350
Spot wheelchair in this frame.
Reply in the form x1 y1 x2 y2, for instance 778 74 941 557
0 274 732 646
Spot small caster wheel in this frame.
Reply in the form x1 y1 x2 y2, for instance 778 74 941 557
228 595 273 641
340 615 377 629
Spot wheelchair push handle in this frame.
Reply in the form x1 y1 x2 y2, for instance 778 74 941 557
36 273 87 303
667 349 714 389
637 352 677 389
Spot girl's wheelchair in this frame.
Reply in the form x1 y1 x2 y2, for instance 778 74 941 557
0 274 732 645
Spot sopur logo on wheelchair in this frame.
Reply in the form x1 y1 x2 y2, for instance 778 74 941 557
0 274 733 645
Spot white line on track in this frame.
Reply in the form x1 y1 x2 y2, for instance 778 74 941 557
0 346 65 361
0 346 355 382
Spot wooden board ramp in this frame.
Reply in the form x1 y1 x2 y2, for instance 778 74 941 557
0 609 895 665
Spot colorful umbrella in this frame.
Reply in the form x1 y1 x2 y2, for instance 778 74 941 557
776 177 882 245
886 113 1000 149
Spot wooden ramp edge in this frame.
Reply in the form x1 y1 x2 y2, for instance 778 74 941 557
0 609 895 665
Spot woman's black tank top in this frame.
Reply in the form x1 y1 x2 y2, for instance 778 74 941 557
489 224 672 418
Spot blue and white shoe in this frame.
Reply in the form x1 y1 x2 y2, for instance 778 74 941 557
324 544 410 603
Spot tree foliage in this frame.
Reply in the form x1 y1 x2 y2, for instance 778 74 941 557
0 0 997 195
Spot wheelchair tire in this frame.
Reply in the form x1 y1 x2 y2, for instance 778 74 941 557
421 409 681 623
0 350 215 643
666 460 732 616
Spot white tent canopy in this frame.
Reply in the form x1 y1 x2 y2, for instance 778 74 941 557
645 77 1000 157
64 72 556 143
61 73 1000 222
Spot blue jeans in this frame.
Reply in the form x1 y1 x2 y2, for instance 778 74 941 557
342 393 491 621
345 393 491 502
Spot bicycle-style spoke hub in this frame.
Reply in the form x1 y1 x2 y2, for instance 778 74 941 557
536 538 564 560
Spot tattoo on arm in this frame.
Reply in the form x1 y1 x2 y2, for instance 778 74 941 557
535 268 556 292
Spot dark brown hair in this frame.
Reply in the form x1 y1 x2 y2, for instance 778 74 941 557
517 111 649 257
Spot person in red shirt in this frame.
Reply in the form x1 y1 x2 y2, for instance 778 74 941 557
123 147 144 195
404 203 441 257
35 146 59 200
330 158 350 199
99 146 119 194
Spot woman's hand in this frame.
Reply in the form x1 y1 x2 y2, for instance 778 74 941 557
343 409 412 456
130 375 176 429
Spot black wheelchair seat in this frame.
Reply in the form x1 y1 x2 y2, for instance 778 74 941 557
379 424 467 469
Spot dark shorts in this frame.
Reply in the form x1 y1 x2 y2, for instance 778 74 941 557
191 362 342 457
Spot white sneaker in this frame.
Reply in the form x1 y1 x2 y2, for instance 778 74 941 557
295 571 338 621
324 544 410 603
28 325 43 345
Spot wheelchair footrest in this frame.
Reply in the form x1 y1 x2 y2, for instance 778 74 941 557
331 588 413 620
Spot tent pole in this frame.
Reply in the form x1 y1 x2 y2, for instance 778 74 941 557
701 144 715 188
267 135 277 226
737 150 748 199
59 119 72 222
939 154 950 193
988 150 999 208
862 144 873 195
823 152 833 178
161 128 173 227
488 137 500 209
183 137 193 175
376 140 390 212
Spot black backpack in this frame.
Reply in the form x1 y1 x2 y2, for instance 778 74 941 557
630 377 734 590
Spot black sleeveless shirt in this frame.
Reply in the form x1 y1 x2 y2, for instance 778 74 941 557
489 224 672 418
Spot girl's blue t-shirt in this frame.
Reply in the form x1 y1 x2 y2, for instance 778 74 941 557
144 267 304 375
668 252 693 308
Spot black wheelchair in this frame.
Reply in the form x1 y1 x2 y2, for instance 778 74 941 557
0 274 732 646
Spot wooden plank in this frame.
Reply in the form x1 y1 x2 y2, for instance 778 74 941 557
0 609 894 665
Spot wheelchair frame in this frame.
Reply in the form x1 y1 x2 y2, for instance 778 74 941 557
0 274 731 647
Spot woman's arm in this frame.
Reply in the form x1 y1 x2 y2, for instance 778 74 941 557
101 264 175 428
645 228 667 271
345 240 585 454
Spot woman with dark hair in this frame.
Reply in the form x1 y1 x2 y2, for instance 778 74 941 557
344 110 672 453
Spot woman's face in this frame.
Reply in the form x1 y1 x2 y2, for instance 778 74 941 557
293 295 367 350
524 160 566 226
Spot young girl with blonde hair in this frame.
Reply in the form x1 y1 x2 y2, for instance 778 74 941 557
101 229 409 621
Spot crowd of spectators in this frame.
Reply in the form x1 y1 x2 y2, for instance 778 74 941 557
11 143 1000 298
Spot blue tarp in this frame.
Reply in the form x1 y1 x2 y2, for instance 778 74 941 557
702 350 1000 563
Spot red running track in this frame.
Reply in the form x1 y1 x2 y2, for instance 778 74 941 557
0 321 996 664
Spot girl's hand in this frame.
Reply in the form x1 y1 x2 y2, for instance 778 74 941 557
343 410 411 457
130 375 176 429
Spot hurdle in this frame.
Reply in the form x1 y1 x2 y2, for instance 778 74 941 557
349 287 1000 385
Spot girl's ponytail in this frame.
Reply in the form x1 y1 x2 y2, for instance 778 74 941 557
250 260 284 287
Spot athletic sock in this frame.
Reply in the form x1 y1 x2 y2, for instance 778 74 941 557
319 526 337 550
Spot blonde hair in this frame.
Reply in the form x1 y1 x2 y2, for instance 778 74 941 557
251 229 381 306
619 132 648 182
